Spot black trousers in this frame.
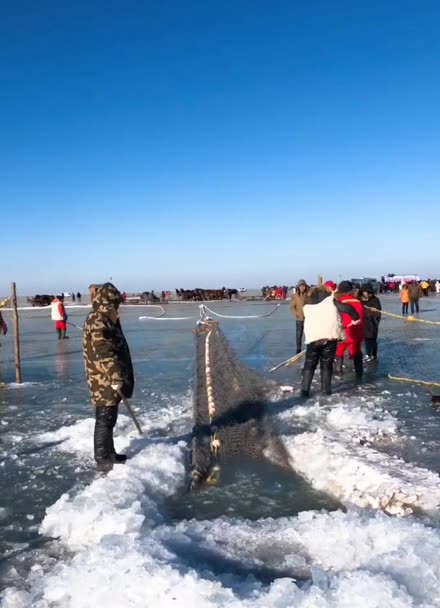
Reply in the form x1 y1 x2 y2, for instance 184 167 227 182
296 320 304 353
365 337 378 358
302 340 337 394
402 302 409 315
94 404 119 463
410 299 419 314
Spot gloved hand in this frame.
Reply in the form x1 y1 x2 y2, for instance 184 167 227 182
111 382 124 394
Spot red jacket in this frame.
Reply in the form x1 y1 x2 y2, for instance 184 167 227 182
338 294 364 342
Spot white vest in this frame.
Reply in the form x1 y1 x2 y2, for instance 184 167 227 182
303 295 345 344
51 300 64 321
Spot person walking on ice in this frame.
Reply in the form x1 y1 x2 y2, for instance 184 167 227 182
83 283 134 472
51 295 68 339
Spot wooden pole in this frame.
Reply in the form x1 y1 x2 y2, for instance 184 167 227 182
11 282 22 384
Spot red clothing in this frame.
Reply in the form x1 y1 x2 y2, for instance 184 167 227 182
337 295 364 342
336 341 362 358
55 320 67 330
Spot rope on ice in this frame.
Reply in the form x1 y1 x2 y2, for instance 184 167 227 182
139 303 281 321
365 306 440 326
388 375 440 389
200 303 280 320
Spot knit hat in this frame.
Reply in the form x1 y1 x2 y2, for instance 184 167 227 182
360 283 374 293
338 280 353 294
324 280 337 291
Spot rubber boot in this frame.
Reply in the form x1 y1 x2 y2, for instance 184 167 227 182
321 369 332 396
301 369 314 398
94 405 118 471
353 353 363 379
57 329 62 340
113 453 127 464
334 357 343 376
62 330 69 339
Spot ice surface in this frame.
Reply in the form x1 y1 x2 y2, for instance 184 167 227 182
4 298 440 607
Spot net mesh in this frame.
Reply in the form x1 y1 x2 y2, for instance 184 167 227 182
191 320 291 486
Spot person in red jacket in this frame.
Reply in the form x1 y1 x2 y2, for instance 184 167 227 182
51 295 69 339
334 281 364 378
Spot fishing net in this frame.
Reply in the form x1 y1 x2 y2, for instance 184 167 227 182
191 320 291 486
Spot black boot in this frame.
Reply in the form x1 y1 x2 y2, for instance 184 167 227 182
353 353 363 378
94 405 118 470
334 357 343 376
301 369 314 398
321 369 333 396
113 453 127 464
62 330 69 339
57 329 62 340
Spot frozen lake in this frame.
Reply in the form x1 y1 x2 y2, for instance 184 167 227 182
2 295 440 607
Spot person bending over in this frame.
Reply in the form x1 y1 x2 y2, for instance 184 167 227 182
301 286 360 398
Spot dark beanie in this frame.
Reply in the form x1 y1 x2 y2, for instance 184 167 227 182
360 283 373 293
338 280 353 294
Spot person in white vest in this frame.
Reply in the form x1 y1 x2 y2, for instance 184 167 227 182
51 295 68 339
436 280 440 294
301 285 360 397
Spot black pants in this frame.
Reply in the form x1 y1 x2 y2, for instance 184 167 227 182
365 337 378 358
94 404 119 463
402 302 409 315
302 340 337 394
296 320 304 353
410 299 419 314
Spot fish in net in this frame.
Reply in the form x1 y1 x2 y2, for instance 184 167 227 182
190 320 291 488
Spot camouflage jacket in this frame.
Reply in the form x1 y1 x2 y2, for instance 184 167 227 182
83 283 134 406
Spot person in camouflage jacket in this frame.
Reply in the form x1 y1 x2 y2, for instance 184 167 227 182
83 282 134 472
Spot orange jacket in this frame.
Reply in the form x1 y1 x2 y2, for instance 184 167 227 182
400 289 410 304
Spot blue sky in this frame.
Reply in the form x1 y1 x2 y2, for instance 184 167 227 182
2 1 440 292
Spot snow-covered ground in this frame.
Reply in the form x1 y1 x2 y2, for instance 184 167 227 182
4 388 440 608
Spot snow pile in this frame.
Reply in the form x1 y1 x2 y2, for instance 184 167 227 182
279 395 440 514
41 441 187 550
4 504 440 607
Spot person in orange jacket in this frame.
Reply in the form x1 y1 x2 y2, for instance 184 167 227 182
400 283 410 315
334 281 364 378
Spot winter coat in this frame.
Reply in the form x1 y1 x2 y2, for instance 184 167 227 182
337 294 364 342
83 283 134 406
303 289 360 344
290 280 308 321
361 294 382 339
400 288 410 304
51 298 67 321
409 284 423 301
